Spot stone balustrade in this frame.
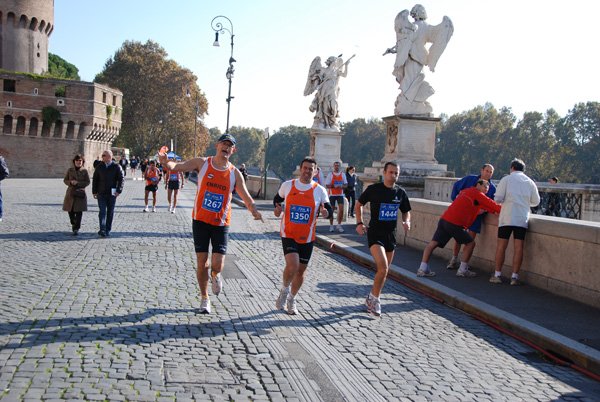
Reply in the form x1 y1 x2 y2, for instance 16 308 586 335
394 198 600 309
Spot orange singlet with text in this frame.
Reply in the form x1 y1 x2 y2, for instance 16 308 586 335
329 171 344 196
280 180 319 244
192 157 236 226
145 168 159 186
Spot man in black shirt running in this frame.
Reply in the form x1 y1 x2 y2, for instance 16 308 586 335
355 161 411 316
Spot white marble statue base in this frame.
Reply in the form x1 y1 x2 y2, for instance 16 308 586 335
309 128 345 169
363 115 451 178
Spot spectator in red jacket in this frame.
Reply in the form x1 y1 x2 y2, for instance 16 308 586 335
417 180 501 278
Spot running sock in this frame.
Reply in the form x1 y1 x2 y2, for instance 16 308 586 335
370 293 380 301
419 262 428 271
512 273 519 280
450 255 459 263
495 271 502 277
459 262 468 271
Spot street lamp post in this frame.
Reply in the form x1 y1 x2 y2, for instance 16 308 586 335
187 89 200 158
262 127 270 200
211 15 235 134
169 107 177 154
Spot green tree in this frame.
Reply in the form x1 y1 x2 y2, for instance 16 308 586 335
47 53 80 80
436 103 516 177
267 125 310 179
340 118 386 171
228 126 265 166
94 40 209 159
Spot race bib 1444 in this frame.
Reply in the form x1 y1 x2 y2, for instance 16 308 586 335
379 203 399 221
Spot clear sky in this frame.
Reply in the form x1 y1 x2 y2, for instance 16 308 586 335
51 0 600 133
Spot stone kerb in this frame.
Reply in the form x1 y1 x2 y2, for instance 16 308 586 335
397 198 600 309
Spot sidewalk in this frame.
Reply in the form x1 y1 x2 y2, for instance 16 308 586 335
241 197 600 377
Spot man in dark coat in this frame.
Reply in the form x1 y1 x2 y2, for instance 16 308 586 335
92 150 124 236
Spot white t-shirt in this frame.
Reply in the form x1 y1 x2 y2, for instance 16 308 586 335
496 171 540 228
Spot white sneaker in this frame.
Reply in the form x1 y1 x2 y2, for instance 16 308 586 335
417 268 436 277
199 297 211 314
456 268 476 277
168 205 172 213
336 224 344 233
143 206 149 212
276 286 290 310
152 206 156 212
286 295 298 315
212 273 223 296
329 225 335 232
171 207 175 214
372 298 381 316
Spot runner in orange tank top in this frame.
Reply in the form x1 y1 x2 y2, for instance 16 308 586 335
158 134 263 314
325 161 348 233
273 157 333 315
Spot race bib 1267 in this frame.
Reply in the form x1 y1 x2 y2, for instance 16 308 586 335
202 191 224 213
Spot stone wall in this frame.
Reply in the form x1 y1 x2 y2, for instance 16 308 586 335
0 0 54 74
0 72 122 177
396 198 600 309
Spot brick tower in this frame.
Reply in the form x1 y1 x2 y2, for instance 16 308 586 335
0 0 54 74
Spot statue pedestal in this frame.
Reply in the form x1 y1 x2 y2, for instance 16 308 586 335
364 115 452 178
309 128 345 169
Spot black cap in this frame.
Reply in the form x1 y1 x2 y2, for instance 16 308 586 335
217 134 236 145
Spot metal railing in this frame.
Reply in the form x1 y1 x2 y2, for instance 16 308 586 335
532 191 582 220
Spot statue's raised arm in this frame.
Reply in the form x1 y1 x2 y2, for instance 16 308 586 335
384 4 453 116
304 55 352 132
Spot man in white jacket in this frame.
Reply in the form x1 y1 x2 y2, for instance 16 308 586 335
490 158 540 285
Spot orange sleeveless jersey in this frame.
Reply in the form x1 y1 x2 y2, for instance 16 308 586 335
280 180 321 244
328 171 345 196
192 157 236 226
166 170 180 182
145 168 159 186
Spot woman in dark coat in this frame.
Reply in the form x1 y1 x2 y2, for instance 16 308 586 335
63 153 90 235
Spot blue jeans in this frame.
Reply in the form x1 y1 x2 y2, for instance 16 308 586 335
97 193 117 233
0 181 3 219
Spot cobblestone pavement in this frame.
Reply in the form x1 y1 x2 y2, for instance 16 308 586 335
1 177 599 401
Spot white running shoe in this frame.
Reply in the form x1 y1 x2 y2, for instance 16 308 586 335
286 295 298 315
417 268 436 277
276 287 290 310
152 206 156 212
372 298 382 316
143 206 149 212
456 268 476 277
336 224 344 233
366 295 374 313
171 207 175 214
168 205 172 213
212 273 223 296
329 225 335 232
199 297 211 314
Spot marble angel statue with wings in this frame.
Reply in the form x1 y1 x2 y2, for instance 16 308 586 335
383 4 453 115
304 54 354 131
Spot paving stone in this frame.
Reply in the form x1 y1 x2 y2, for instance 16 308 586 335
0 178 599 401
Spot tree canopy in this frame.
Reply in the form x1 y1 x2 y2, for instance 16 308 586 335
435 102 600 183
47 53 80 80
94 40 209 159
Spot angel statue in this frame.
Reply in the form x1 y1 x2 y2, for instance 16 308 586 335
383 4 453 115
304 54 354 131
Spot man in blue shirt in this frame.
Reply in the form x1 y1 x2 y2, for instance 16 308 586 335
446 164 496 270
